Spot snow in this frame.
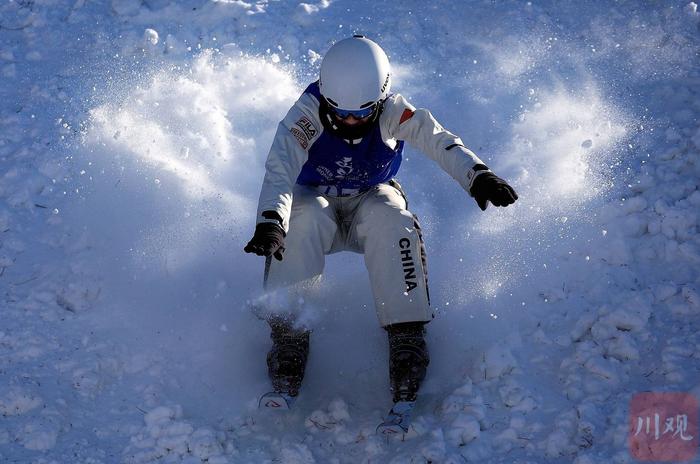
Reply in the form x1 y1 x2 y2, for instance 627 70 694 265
0 388 43 417
1 0 699 462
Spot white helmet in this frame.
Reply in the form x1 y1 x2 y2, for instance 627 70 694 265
319 36 391 112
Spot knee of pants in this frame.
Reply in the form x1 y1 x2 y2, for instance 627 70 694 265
357 207 416 248
286 196 337 252
286 211 337 254
265 196 337 292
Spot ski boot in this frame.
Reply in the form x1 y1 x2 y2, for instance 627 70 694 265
387 321 429 403
266 318 310 397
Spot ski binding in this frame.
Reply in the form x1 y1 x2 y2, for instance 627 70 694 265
376 400 416 436
259 391 295 410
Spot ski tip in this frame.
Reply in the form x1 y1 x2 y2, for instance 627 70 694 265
376 400 416 437
376 423 409 436
258 391 294 410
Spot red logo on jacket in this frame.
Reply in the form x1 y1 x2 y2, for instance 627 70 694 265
399 109 415 125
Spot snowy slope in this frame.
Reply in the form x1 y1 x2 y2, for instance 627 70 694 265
1 0 699 462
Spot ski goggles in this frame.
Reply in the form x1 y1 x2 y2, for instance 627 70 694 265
329 103 377 120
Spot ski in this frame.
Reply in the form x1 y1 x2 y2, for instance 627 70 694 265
258 391 296 410
376 400 416 436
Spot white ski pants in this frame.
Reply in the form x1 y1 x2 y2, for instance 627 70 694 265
264 181 433 327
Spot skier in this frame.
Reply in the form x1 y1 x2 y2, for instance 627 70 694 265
245 36 517 407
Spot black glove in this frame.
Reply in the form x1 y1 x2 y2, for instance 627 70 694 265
244 219 286 261
470 169 518 211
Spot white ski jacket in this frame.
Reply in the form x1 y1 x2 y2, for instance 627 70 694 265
256 81 487 232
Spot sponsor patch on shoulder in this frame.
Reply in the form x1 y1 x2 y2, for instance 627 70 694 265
294 116 318 140
290 127 309 149
399 108 415 125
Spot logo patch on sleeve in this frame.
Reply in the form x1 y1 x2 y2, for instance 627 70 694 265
399 109 415 125
290 127 309 149
294 116 318 140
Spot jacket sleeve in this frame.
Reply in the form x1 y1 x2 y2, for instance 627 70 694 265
380 94 489 195
256 94 320 232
